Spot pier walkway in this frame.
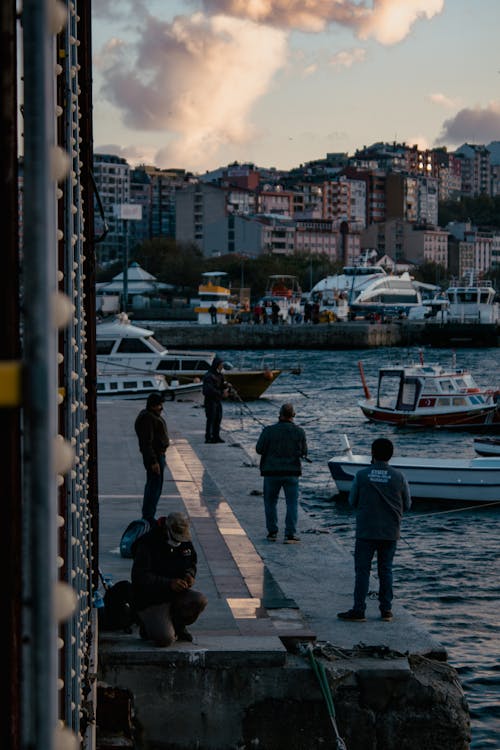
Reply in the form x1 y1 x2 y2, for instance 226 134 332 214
98 393 440 655
96 393 461 749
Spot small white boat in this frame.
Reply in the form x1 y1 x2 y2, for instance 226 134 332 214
96 372 202 400
473 436 500 457
328 436 500 503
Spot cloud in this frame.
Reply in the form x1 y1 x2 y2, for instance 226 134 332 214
428 92 460 109
437 102 500 146
98 12 287 169
329 47 366 69
201 0 444 42
94 143 158 166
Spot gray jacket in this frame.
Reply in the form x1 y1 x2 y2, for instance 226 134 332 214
349 460 411 540
256 420 307 476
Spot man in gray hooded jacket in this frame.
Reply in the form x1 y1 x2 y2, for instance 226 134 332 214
338 437 411 622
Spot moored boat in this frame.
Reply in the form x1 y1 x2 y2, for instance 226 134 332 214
328 435 500 503
194 271 236 325
473 436 500 456
96 313 283 400
357 354 499 429
96 371 202 400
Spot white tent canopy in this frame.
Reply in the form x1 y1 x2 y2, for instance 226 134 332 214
97 262 174 295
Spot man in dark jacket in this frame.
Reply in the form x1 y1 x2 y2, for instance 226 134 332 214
132 512 207 646
134 392 170 523
338 437 411 623
202 356 229 443
255 403 308 543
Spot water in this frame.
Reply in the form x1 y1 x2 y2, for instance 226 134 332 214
221 346 500 749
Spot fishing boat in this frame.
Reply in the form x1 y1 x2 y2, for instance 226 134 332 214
328 435 500 503
259 275 303 322
96 314 282 400
194 271 236 325
357 353 499 429
473 436 500 456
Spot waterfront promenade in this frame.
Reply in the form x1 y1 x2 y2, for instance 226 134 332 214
97 393 469 749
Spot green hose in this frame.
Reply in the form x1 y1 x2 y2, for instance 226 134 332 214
307 646 347 750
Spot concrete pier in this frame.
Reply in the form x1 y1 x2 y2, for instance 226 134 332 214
96 394 470 750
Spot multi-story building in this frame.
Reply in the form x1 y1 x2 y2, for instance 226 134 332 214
295 220 339 259
386 173 419 222
258 189 295 217
454 144 491 197
175 182 228 255
362 219 448 266
322 176 366 229
129 168 152 245
93 153 131 264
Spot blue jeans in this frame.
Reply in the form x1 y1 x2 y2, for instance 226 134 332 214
263 476 299 537
141 454 166 523
353 538 397 613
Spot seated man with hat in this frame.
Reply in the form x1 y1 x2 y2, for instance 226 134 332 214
131 512 207 646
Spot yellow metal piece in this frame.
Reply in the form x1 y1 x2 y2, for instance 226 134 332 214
0 361 22 407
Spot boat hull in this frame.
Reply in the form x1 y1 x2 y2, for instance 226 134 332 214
473 437 500 457
224 370 281 400
359 400 499 429
328 454 500 502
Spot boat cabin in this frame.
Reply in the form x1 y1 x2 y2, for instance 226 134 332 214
376 364 489 413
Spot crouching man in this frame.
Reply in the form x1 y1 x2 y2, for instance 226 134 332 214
132 512 207 646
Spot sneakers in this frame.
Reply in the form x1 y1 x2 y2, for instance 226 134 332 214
175 626 193 642
381 610 393 621
267 532 278 541
283 534 300 544
337 609 366 622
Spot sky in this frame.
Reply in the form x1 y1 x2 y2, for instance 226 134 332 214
91 0 500 174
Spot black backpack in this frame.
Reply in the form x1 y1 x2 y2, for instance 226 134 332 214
99 580 137 632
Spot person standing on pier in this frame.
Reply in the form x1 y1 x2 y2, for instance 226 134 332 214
132 512 207 646
255 403 308 544
202 356 229 443
134 392 170 523
338 437 411 623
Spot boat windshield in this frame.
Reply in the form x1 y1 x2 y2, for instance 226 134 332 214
377 371 401 409
147 336 167 353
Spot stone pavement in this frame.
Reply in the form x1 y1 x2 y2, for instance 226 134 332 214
97 392 443 658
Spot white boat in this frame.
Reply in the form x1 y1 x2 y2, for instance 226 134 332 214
328 435 500 503
96 313 282 400
436 272 499 324
311 263 426 319
473 436 500 457
96 371 202 400
357 354 500 429
194 271 236 325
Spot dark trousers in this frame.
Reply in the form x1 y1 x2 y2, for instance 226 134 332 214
204 399 222 441
353 538 397 613
141 453 165 523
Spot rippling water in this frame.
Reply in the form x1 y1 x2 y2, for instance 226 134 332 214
221 346 500 749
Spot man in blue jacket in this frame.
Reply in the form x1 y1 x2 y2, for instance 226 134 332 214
256 403 308 543
338 437 411 622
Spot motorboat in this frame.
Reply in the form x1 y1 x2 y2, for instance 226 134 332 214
357 353 499 429
96 372 202 400
311 263 426 320
194 271 236 325
437 272 499 324
473 436 500 457
96 313 282 400
328 435 500 503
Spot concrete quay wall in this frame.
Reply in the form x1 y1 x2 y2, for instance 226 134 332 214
151 321 425 350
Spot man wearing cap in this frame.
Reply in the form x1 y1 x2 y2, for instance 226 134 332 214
131 512 207 646
255 403 308 544
202 356 229 443
134 392 170 523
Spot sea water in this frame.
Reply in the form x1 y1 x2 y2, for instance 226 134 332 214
221 345 500 749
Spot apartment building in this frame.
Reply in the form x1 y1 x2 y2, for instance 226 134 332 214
93 153 130 263
455 144 491 197
322 176 366 229
362 219 448 266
